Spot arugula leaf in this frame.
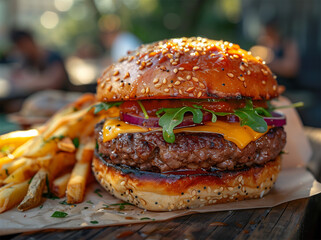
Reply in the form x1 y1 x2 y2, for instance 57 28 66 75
92 102 122 114
51 211 68 218
156 107 203 143
138 101 149 119
234 100 267 133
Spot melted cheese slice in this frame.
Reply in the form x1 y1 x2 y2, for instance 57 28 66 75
103 119 268 149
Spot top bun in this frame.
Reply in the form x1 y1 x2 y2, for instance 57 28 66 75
97 37 279 102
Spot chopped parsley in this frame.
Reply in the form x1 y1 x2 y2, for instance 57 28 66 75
51 211 68 218
90 220 99 224
94 188 103 197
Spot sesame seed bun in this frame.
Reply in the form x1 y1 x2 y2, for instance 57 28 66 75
92 154 281 211
97 37 279 102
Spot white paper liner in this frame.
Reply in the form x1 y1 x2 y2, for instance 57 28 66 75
1 96 320 236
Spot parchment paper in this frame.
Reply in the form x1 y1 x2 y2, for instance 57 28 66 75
1 97 321 236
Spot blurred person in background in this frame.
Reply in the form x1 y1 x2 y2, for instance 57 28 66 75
9 29 69 94
100 17 142 63
257 20 300 90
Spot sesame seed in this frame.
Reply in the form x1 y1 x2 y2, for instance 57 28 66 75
179 89 183 94
139 65 145 70
178 67 184 71
107 85 112 92
172 62 178 66
163 78 167 84
141 88 145 94
114 77 120 82
168 84 173 88
233 54 239 59
164 88 170 93
238 76 245 81
240 65 245 71
136 60 140 65
153 78 159 84
273 85 277 91
192 77 199 82
199 82 206 89
262 80 266 85
244 62 249 67
120 82 124 87
155 83 162 88
197 91 202 98
174 81 181 86
113 70 119 76
146 62 152 67
173 68 178 73
193 66 200 71
186 75 191 80
146 87 150 94
124 72 130 79
261 69 268 75
227 73 234 78
100 82 105 87
243 82 247 88
105 77 111 82
177 77 184 81
219 57 224 60
167 53 173 59
128 56 134 62
229 55 234 60
186 87 195 93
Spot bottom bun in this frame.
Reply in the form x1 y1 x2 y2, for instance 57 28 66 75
92 155 281 211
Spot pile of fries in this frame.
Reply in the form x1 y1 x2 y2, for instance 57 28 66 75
0 94 118 213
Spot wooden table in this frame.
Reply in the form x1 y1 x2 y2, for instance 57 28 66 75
3 128 321 240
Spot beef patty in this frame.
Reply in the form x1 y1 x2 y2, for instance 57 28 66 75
95 121 286 172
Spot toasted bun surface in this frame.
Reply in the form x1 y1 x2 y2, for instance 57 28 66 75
97 37 278 102
92 155 281 211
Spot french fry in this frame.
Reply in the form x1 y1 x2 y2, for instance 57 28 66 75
23 125 69 158
0 157 28 179
57 137 76 153
52 173 71 198
17 169 48 211
76 138 95 163
49 152 76 179
0 138 35 169
66 162 90 204
4 160 39 184
0 180 29 213
0 129 38 149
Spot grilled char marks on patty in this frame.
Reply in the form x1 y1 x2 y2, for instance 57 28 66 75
95 121 286 172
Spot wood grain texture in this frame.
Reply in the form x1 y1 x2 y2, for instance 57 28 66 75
4 127 321 240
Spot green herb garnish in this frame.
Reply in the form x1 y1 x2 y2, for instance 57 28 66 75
94 188 103 197
59 200 73 205
109 202 134 210
92 102 122 114
137 101 149 119
72 137 79 148
140 217 155 221
42 174 59 199
4 168 9 177
156 107 203 143
90 220 99 224
86 200 94 204
39 205 43 209
51 211 68 218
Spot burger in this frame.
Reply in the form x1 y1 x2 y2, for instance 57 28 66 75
92 37 286 211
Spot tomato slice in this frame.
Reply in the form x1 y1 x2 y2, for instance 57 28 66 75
119 99 268 118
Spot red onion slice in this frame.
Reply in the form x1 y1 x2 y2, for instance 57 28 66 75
120 111 286 128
